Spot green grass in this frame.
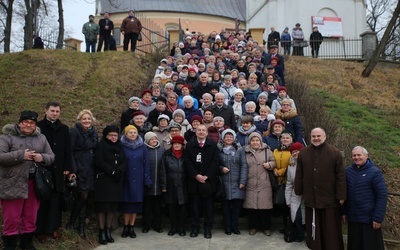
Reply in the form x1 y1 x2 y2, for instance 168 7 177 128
313 89 400 168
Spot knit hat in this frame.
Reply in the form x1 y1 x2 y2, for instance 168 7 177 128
144 132 158 144
131 110 146 119
222 129 236 140
289 142 304 153
257 92 268 101
19 110 38 123
169 121 182 130
171 135 185 145
202 93 213 100
191 115 203 124
176 78 186 85
124 125 137 135
248 132 262 142
172 109 185 119
271 57 279 62
234 89 244 96
198 62 205 68
160 59 168 64
277 86 287 93
158 114 170 123
238 72 246 78
271 119 285 128
188 68 196 73
213 116 224 123
141 89 152 97
128 96 140 105
157 96 167 104
102 124 119 137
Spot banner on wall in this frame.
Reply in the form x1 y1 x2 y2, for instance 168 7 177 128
311 16 343 38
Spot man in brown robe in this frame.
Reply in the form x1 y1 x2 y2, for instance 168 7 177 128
295 127 346 250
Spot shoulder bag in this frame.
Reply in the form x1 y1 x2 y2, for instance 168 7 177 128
34 163 54 201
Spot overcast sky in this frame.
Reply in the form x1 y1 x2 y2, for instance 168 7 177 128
64 0 95 51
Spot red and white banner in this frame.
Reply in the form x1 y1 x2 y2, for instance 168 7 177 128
311 16 343 38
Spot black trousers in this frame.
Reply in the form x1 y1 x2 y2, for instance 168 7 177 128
123 32 139 52
222 199 243 230
311 45 321 58
142 195 163 230
97 35 110 52
169 204 186 231
36 191 62 234
190 193 214 232
247 208 272 230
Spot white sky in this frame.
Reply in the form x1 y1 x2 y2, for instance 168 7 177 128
64 0 96 51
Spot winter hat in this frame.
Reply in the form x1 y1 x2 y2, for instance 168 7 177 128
257 92 268 101
157 96 167 104
131 110 146 119
141 89 152 97
102 124 119 137
158 114 170 123
128 96 140 105
144 132 158 144
188 68 196 73
124 125 137 135
234 89 244 96
171 135 185 145
277 86 287 93
213 116 224 123
267 114 275 121
289 142 304 153
198 63 206 68
172 109 185 119
202 93 213 100
191 115 203 124
238 72 246 78
248 132 262 142
169 121 182 130
160 59 168 64
271 119 286 128
222 128 236 140
19 110 38 123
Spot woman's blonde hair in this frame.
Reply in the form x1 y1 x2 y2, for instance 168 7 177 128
76 109 96 122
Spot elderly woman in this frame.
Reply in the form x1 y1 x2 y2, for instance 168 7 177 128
148 97 172 127
142 132 165 234
162 83 175 99
0 111 55 250
243 101 258 117
243 132 276 236
208 116 229 144
130 111 153 139
161 135 187 236
202 108 214 129
255 92 269 114
262 119 286 151
285 142 305 242
139 89 156 116
274 99 304 144
94 125 126 245
177 84 199 109
200 93 214 113
237 115 260 147
120 96 140 131
171 109 191 135
165 92 183 113
152 114 170 140
120 125 152 239
182 96 203 124
66 109 98 238
292 23 305 56
229 89 246 128
219 129 248 235
271 87 296 115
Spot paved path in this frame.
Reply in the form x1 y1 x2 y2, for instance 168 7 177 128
95 227 309 250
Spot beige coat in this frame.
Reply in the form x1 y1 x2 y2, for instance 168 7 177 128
243 143 276 209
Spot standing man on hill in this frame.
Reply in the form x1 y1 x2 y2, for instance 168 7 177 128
82 14 99 53
267 26 280 50
97 12 114 52
309 26 323 58
121 10 142 52
35 102 73 243
295 127 346 250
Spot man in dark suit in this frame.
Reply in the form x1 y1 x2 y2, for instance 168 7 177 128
184 124 220 239
262 45 285 71
97 12 114 51
267 26 280 50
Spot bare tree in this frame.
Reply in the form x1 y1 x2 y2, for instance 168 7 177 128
0 0 15 53
362 1 400 77
56 0 63 48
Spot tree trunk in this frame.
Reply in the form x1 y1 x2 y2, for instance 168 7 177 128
362 1 400 77
56 0 64 49
1 0 14 53
23 0 33 50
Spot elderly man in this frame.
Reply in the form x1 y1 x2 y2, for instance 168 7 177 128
342 146 387 250
184 124 220 239
262 44 285 71
295 127 346 250
0 110 55 250
193 73 213 106
267 26 280 50
211 93 236 131
97 12 114 52
121 10 142 52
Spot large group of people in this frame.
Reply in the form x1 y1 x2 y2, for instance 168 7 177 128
0 25 388 250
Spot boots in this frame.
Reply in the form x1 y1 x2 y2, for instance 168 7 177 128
98 229 107 245
129 225 136 238
105 228 114 243
2 235 18 250
65 210 78 230
19 233 36 250
121 225 129 238
77 216 86 239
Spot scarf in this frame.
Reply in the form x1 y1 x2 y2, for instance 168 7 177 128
172 148 183 159
233 101 243 116
167 101 178 112
223 145 236 156
238 124 257 135
279 143 292 151
121 135 143 150
248 83 260 91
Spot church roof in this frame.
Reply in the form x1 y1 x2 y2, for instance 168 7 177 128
98 0 246 21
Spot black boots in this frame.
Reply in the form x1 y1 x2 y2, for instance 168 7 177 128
19 233 36 250
129 225 136 238
121 225 129 238
2 235 18 250
105 228 114 243
65 210 78 230
98 229 107 245
77 216 86 239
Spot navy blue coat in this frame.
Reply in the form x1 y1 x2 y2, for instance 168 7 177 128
144 144 165 196
121 137 152 203
263 133 280 151
344 159 387 224
219 146 248 200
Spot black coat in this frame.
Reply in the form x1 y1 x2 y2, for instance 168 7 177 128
161 149 186 205
211 104 236 131
147 108 172 127
120 108 139 131
144 144 165 196
262 54 285 70
98 18 114 37
267 31 280 49
184 137 220 194
310 31 323 48
94 138 126 202
37 118 72 192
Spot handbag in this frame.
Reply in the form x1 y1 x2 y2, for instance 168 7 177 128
274 183 286 206
137 32 142 42
301 40 309 47
284 222 297 243
34 163 54 201
265 149 277 190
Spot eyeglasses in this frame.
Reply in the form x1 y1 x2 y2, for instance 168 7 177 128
21 120 36 126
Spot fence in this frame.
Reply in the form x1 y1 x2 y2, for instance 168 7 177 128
280 38 363 59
